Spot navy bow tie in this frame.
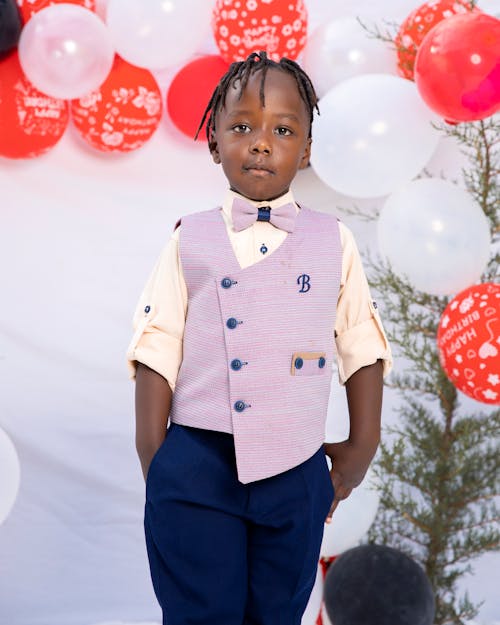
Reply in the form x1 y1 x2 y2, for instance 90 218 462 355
231 197 297 233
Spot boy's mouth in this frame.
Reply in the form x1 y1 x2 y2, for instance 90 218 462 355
244 164 274 176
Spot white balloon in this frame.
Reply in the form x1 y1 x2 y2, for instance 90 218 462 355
377 178 491 295
305 0 427 25
320 468 379 557
0 427 21 525
301 564 323 625
106 0 213 70
303 17 397 98
18 4 114 100
310 74 440 198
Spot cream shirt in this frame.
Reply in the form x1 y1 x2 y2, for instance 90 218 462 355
127 189 392 390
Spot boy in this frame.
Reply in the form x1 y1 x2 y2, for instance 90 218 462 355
127 52 392 625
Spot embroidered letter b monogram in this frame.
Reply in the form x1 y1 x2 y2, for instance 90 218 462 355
297 274 311 293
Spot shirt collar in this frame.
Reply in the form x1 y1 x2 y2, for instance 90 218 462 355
222 189 299 228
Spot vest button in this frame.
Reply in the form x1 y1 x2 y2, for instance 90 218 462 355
231 359 243 371
234 400 246 412
144 305 151 313
226 317 238 329
318 356 326 368
295 357 303 369
221 277 233 289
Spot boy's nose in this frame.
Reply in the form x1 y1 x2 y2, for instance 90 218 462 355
249 134 272 155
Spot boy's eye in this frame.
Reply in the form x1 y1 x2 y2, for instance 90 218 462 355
275 127 293 136
233 124 251 133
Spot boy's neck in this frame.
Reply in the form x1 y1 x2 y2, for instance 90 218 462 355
222 190 299 224
229 188 293 206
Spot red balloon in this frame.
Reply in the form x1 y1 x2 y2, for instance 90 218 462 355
167 55 230 141
395 0 477 80
0 51 69 159
71 55 162 153
415 13 500 122
212 0 308 64
437 283 500 405
16 0 95 22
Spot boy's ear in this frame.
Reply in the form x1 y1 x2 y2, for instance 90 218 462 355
299 138 312 170
210 141 221 164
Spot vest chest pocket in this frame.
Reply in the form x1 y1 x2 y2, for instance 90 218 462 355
291 351 327 376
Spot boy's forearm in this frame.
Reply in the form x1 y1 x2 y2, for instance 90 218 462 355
135 362 172 480
344 359 383 460
324 360 383 484
322 360 383 517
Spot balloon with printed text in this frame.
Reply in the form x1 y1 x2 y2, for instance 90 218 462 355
71 55 163 153
395 0 478 80
212 0 308 64
0 51 69 159
437 283 500 405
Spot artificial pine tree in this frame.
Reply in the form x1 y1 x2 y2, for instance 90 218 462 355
305 6 498 622
352 11 499 622
358 93 499 625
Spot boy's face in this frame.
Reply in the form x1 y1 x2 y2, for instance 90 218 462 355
210 68 312 202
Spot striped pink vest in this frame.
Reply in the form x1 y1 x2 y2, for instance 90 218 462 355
170 206 342 483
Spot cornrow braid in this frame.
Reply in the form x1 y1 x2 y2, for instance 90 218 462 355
195 50 319 151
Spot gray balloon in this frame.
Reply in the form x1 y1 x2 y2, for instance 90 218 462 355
0 0 22 56
324 544 435 625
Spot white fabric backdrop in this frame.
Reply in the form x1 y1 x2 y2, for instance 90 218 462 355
1 1 499 623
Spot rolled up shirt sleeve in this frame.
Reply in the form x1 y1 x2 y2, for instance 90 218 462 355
335 223 393 385
126 227 187 391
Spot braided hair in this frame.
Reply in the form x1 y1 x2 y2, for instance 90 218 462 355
195 51 319 151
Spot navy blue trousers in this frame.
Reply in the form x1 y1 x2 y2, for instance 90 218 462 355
144 423 334 625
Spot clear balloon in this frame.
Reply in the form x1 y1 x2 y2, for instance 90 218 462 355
377 178 491 296
303 17 397 98
310 74 440 198
0 427 21 525
18 4 114 99
320 468 380 557
106 0 213 70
